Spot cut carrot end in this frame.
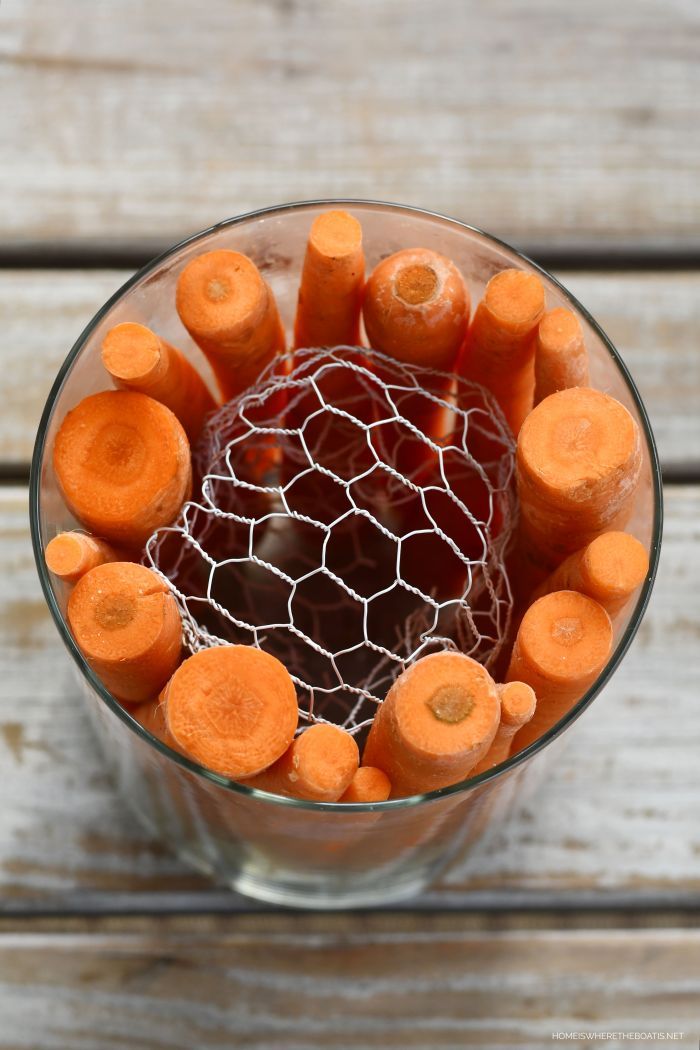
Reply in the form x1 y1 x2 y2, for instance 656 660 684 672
497 681 537 728
483 269 545 333
583 531 649 602
537 307 583 355
395 263 438 305
308 209 363 260
286 724 359 801
340 766 392 804
176 250 268 344
45 531 117 583
101 322 162 383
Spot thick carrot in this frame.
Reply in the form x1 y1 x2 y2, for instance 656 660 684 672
457 268 545 435
101 322 217 441
534 307 588 404
163 645 298 779
339 765 392 803
471 681 536 774
243 723 359 802
517 387 642 567
531 531 649 617
53 390 192 549
45 531 118 583
363 651 500 798
294 210 365 350
508 590 613 753
175 250 285 401
67 561 182 704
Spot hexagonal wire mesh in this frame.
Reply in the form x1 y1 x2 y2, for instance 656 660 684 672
145 347 516 735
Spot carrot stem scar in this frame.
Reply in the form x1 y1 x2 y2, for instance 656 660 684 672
243 723 359 802
101 322 217 442
339 765 392 803
532 531 650 617
363 652 500 798
162 646 298 779
53 390 192 549
457 268 545 435
67 562 183 704
534 306 588 405
45 531 118 583
175 249 286 401
471 681 536 774
294 210 365 350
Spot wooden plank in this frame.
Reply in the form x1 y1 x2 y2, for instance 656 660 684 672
0 484 698 906
0 921 697 1047
2 268 699 469
2 0 699 248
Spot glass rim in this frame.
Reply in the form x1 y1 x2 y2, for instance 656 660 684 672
29 197 664 813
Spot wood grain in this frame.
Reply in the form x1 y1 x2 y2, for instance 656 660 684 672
1 484 698 905
2 0 699 249
2 268 699 469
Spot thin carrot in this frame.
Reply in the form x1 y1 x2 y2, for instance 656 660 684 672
101 322 217 441
67 562 182 704
531 531 649 617
45 531 118 583
517 387 642 567
508 590 613 753
53 390 192 548
534 306 588 404
457 268 545 435
163 646 298 779
471 681 536 774
176 250 285 401
243 723 359 802
363 651 500 798
294 210 365 350
339 766 392 803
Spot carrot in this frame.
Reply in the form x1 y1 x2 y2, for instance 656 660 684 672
67 562 182 704
101 322 217 441
53 390 192 549
363 651 500 798
517 387 642 567
294 210 365 350
132 697 177 747
457 268 545 435
339 765 392 804
534 306 588 404
471 681 536 774
175 250 285 401
163 645 298 779
243 723 359 802
508 590 613 753
45 531 118 583
531 531 649 617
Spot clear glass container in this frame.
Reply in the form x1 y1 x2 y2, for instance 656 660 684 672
30 201 662 909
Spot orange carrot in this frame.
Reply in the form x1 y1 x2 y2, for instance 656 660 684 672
101 322 217 441
176 250 285 401
53 390 192 549
363 651 500 798
67 562 182 704
457 268 545 435
243 723 359 802
534 306 588 404
339 765 392 804
45 531 118 583
132 697 177 747
517 387 642 567
508 590 613 753
471 681 536 774
294 210 365 350
163 646 298 779
531 531 649 617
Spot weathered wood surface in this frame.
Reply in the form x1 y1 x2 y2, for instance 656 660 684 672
2 0 699 249
0 919 698 1047
1 485 697 905
2 268 699 469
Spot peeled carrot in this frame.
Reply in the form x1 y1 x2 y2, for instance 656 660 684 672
294 210 365 350
339 765 392 804
243 723 359 802
53 390 192 549
176 250 285 401
132 698 177 748
517 387 642 566
363 651 500 798
101 322 217 441
534 306 588 404
508 590 613 753
531 531 649 617
67 562 182 704
163 646 298 779
45 531 118 583
471 681 536 774
457 268 545 435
